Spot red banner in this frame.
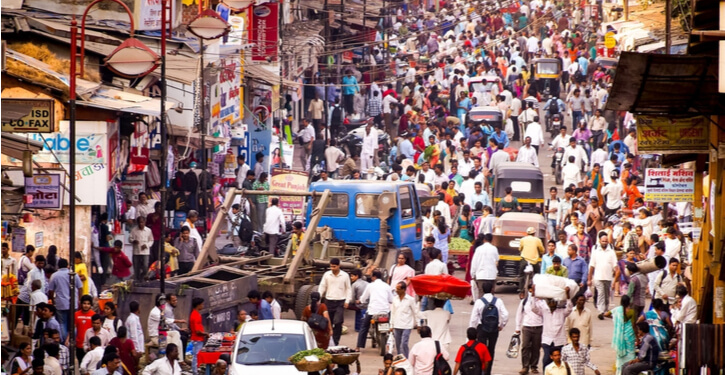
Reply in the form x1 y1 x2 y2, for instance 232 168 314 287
249 3 278 61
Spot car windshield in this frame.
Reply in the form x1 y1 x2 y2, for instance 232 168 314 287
536 62 559 75
235 333 306 365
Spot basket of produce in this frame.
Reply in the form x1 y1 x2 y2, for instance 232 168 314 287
289 349 332 372
448 238 472 256
327 346 360 365
409 274 470 299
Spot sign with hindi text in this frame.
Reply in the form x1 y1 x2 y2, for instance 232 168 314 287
636 116 708 154
25 174 63 210
644 168 695 203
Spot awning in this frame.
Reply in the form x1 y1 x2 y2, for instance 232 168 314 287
244 63 301 89
168 124 230 149
299 0 383 28
78 87 178 117
605 52 725 115
1 133 44 160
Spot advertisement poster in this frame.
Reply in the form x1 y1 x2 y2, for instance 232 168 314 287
637 116 708 153
644 168 695 203
1 98 54 133
270 136 294 170
25 174 63 210
64 164 108 206
249 3 279 61
270 168 309 219
27 121 108 164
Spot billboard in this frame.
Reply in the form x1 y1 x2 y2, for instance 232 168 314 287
636 116 708 154
248 3 278 61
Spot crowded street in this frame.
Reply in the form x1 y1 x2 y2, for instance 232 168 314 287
2 0 724 374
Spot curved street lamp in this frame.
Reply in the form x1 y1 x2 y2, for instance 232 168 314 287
67 1 159 374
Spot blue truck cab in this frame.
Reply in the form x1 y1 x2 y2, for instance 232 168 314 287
306 180 424 266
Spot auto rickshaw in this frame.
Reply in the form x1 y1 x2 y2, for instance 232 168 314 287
491 212 548 287
469 106 503 142
532 58 562 99
493 162 545 215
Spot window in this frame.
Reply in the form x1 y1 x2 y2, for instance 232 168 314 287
235 333 306 365
510 181 532 193
312 193 349 216
399 186 414 219
355 194 380 217
536 61 559 75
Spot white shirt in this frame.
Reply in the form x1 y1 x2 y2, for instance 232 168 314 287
147 306 162 337
271 299 282 319
672 294 697 325
469 293 509 329
129 226 154 256
524 122 545 146
125 313 144 351
319 270 353 303
2 256 17 277
561 145 588 168
434 201 452 227
527 36 539 52
236 163 250 188
424 259 449 275
601 181 624 210
136 201 155 219
391 293 420 329
263 205 285 235
470 243 499 280
382 95 399 114
589 245 617 281
550 134 570 151
590 149 608 168
531 299 573 346
360 279 394 315
515 294 544 330
299 124 315 143
141 358 182 375
418 169 436 184
602 160 616 184
361 128 378 157
409 337 449 375
325 146 345 172
422 308 452 345
562 163 581 188
489 150 511 174
517 145 539 167
664 237 682 260
80 346 105 374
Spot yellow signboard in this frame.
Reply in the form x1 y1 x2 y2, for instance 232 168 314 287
604 32 616 49
1 98 54 133
636 115 709 154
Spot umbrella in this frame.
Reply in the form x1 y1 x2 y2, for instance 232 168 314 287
409 274 470 299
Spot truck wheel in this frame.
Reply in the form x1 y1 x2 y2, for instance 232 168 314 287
294 285 317 319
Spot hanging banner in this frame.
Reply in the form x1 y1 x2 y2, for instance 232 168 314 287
249 3 279 61
25 174 63 210
270 168 309 219
636 116 709 154
644 168 696 203
1 98 54 133
26 121 108 164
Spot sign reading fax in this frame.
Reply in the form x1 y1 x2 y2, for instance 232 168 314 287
1 98 55 133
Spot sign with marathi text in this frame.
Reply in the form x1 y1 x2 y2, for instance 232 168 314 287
1 99 54 133
25 174 63 209
270 168 308 219
644 168 695 203
636 116 708 154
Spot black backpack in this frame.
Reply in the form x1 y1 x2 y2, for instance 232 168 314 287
479 297 499 333
237 214 254 243
548 99 560 115
433 341 452 375
459 341 482 375
331 105 343 126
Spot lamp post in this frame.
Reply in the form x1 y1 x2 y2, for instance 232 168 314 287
187 8 230 233
68 2 158 373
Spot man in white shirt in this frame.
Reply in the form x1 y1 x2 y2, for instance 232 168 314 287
469 281 509 375
125 301 145 354
129 216 154 281
530 289 573 370
424 247 449 276
135 192 155 219
235 154 250 189
561 155 581 188
141 343 183 375
561 137 588 170
263 198 286 257
80 336 104 375
549 126 570 152
147 294 166 346
325 140 346 176
517 137 540 167
391 280 421 357
590 143 609 169
298 119 316 170
356 270 393 351
418 161 436 185
515 285 544 374
319 258 353 345
409 325 449 375
601 173 624 216
433 164 450 186
489 147 511 175
672 285 697 326
470 234 499 299
1 243 16 278
523 117 545 153
601 154 618 184
466 182 491 208
588 233 618 318
433 193 453 227
361 122 378 172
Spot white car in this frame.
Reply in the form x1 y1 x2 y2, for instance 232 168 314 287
230 319 318 375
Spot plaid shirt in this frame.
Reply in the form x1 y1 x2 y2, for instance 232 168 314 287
561 343 597 375
46 344 70 370
367 95 382 117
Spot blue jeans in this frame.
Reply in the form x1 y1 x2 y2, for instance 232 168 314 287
393 328 411 358
354 308 367 332
56 309 69 342
572 111 583 127
192 340 204 375
547 219 557 240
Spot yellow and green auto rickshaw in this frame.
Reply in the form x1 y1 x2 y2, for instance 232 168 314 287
532 58 562 99
493 162 545 216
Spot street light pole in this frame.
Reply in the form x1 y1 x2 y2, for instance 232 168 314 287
68 18 79 375
159 0 172 294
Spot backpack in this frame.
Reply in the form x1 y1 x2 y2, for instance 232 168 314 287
331 106 343 126
458 342 482 375
237 214 254 243
433 341 452 375
548 99 560 115
478 297 499 333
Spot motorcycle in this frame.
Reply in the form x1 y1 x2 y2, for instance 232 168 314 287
338 126 391 162
553 147 565 185
369 313 391 356
546 113 563 138
245 220 294 257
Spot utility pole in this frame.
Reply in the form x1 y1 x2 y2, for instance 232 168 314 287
324 0 330 126
624 0 629 21
159 0 172 294
382 0 387 63
665 0 671 53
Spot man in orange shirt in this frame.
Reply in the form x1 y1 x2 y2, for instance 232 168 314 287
190 297 208 375
74 295 95 362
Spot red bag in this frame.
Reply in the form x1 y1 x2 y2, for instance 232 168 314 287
409 274 470 299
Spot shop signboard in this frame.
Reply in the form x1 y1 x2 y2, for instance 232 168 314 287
270 168 308 219
27 121 108 164
644 168 695 203
25 174 63 210
248 3 278 61
206 58 241 140
636 116 708 153
135 0 177 31
1 98 54 133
